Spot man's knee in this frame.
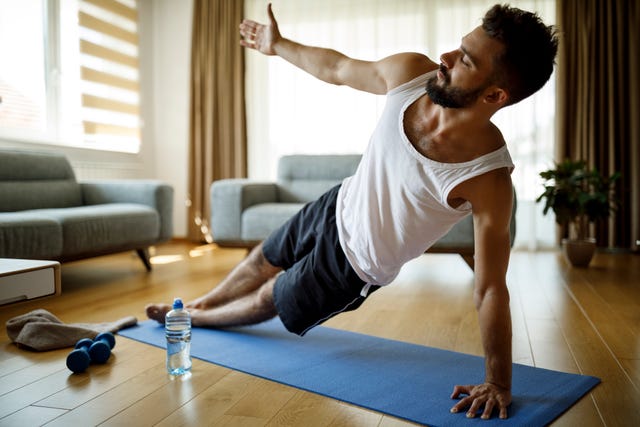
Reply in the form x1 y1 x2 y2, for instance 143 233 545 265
255 278 277 314
248 242 280 275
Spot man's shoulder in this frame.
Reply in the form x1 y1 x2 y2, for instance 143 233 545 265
468 166 512 191
460 167 513 210
381 53 438 93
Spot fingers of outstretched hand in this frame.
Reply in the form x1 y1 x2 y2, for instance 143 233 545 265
239 22 259 50
240 20 257 33
267 3 276 23
239 21 258 41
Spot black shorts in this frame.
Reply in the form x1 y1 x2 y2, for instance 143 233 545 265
262 185 379 336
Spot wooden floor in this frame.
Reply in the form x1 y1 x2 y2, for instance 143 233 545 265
0 242 639 426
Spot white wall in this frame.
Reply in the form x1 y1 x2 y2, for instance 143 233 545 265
0 0 194 238
148 0 193 238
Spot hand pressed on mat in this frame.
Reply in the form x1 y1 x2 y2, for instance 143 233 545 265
450 383 512 420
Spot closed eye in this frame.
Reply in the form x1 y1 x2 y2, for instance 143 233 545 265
460 44 476 67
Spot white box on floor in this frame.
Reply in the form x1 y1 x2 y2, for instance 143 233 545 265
0 259 61 305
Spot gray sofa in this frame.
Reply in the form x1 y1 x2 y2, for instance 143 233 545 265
0 149 173 271
210 154 516 270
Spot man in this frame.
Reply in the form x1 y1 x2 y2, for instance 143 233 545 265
147 3 557 420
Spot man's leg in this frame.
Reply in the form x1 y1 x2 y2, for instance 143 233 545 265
146 242 281 323
188 276 278 327
189 242 281 309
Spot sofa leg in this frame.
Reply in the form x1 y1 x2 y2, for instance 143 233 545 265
461 254 474 271
136 248 152 272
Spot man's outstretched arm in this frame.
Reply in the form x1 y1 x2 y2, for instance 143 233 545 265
239 3 437 94
450 169 513 419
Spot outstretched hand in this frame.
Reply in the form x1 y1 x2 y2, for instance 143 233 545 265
450 383 512 420
239 3 281 55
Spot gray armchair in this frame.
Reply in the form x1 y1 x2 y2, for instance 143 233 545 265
210 154 516 270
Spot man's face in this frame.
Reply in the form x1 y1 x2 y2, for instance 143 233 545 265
425 66 489 108
425 26 503 109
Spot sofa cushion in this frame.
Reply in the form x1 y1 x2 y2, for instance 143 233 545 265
431 216 475 248
277 155 360 203
0 213 63 259
242 203 304 241
81 181 174 242
0 150 82 212
0 181 83 212
24 204 160 257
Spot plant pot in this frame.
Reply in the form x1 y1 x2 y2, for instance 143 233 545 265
561 238 596 267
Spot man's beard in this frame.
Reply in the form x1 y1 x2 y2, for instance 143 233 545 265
425 66 488 109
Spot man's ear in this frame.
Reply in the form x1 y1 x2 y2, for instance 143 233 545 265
484 87 509 106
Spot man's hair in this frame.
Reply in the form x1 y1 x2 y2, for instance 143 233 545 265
482 4 558 105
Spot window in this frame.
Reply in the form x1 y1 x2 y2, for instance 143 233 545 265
78 0 140 152
245 0 557 249
0 0 48 137
0 0 141 153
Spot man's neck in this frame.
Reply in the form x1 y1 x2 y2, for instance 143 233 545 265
404 94 501 163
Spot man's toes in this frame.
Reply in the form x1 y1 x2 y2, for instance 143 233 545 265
145 304 159 317
145 303 169 323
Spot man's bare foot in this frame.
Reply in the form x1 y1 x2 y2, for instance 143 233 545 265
186 292 224 310
145 303 172 324
146 303 208 326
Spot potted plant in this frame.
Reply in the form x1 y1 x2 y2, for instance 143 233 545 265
536 159 620 267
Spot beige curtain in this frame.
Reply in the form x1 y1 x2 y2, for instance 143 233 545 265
556 0 640 250
188 0 247 242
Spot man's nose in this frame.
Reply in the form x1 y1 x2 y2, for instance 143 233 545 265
440 50 457 68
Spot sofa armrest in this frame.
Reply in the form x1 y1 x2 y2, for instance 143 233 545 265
80 180 174 242
210 179 278 242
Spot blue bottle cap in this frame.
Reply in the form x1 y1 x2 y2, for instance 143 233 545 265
173 298 184 309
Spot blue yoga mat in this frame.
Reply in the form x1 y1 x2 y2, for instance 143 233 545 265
120 319 599 426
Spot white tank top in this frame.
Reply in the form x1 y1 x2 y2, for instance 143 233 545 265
336 71 514 286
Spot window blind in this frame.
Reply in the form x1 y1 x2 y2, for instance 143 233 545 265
78 0 140 151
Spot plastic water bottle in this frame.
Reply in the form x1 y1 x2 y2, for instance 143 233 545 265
165 297 192 375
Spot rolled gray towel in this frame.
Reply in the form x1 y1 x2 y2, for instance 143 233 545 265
6 309 137 351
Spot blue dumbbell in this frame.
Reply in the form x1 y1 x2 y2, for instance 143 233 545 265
89 332 116 364
66 338 94 373
66 332 116 373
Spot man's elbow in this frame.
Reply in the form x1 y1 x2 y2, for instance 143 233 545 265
474 285 510 311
